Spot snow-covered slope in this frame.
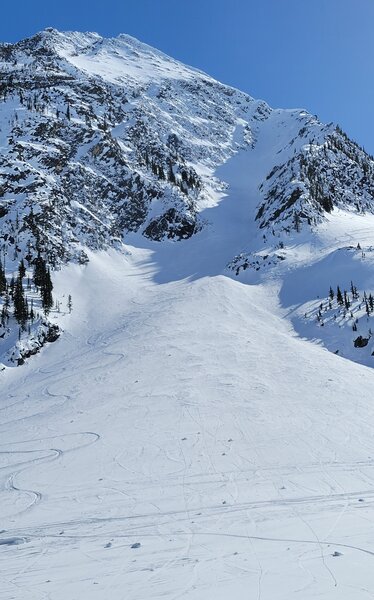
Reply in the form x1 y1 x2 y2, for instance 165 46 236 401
2 29 374 600
1 28 374 264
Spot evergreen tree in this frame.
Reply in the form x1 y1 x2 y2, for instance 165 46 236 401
41 269 53 314
1 288 10 325
344 291 350 310
29 298 35 321
18 258 26 279
369 294 374 312
336 286 343 305
0 260 6 295
41 268 53 314
9 276 15 298
33 254 47 288
13 276 27 328
329 286 334 301
67 294 72 314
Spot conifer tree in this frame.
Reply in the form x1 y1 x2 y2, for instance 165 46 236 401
41 268 53 314
29 298 35 321
344 291 350 310
0 261 6 295
33 254 47 288
18 258 26 279
336 286 343 305
13 276 27 328
369 294 374 312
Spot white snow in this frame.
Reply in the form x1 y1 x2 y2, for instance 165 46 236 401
2 138 374 599
2 28 374 600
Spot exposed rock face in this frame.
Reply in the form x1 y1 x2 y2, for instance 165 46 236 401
0 29 246 264
4 321 60 366
1 29 374 268
354 335 369 348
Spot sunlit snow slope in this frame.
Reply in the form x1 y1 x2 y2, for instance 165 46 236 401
2 29 374 600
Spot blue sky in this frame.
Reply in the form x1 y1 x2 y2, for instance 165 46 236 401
3 0 374 152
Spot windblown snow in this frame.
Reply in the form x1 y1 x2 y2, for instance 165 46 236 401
2 29 374 600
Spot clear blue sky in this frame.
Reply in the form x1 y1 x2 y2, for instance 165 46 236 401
3 0 374 153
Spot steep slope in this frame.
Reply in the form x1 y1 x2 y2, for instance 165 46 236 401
2 237 374 600
0 28 374 267
2 29 374 600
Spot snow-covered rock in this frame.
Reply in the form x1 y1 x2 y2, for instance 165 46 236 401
3 30 374 600
1 29 374 267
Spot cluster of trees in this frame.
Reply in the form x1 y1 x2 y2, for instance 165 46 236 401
313 281 374 330
329 282 374 316
0 254 54 330
334 125 374 167
142 150 200 194
299 154 334 213
296 124 374 223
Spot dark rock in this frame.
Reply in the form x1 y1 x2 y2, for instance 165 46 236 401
143 208 197 241
354 336 369 348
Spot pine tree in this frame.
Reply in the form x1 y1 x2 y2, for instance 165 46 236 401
13 276 27 328
0 260 6 295
369 294 374 312
18 258 26 279
336 286 343 305
329 286 334 301
41 268 53 314
9 276 15 298
67 294 72 314
33 254 47 288
344 291 350 310
29 298 35 321
2 290 10 323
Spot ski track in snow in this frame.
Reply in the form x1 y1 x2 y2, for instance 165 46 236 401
2 128 374 598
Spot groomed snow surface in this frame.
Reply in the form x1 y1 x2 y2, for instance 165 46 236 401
3 142 374 599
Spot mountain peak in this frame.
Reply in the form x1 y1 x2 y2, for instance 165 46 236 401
8 28 102 56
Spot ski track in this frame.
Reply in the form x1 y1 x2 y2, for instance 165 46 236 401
2 259 374 600
3 138 374 598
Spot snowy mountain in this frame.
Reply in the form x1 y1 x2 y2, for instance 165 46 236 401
3 29 374 600
1 28 374 265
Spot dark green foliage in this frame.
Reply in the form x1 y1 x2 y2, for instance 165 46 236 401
344 291 350 310
369 294 374 312
18 258 26 279
13 276 28 328
0 260 6 295
1 291 10 325
33 254 48 288
41 268 53 314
